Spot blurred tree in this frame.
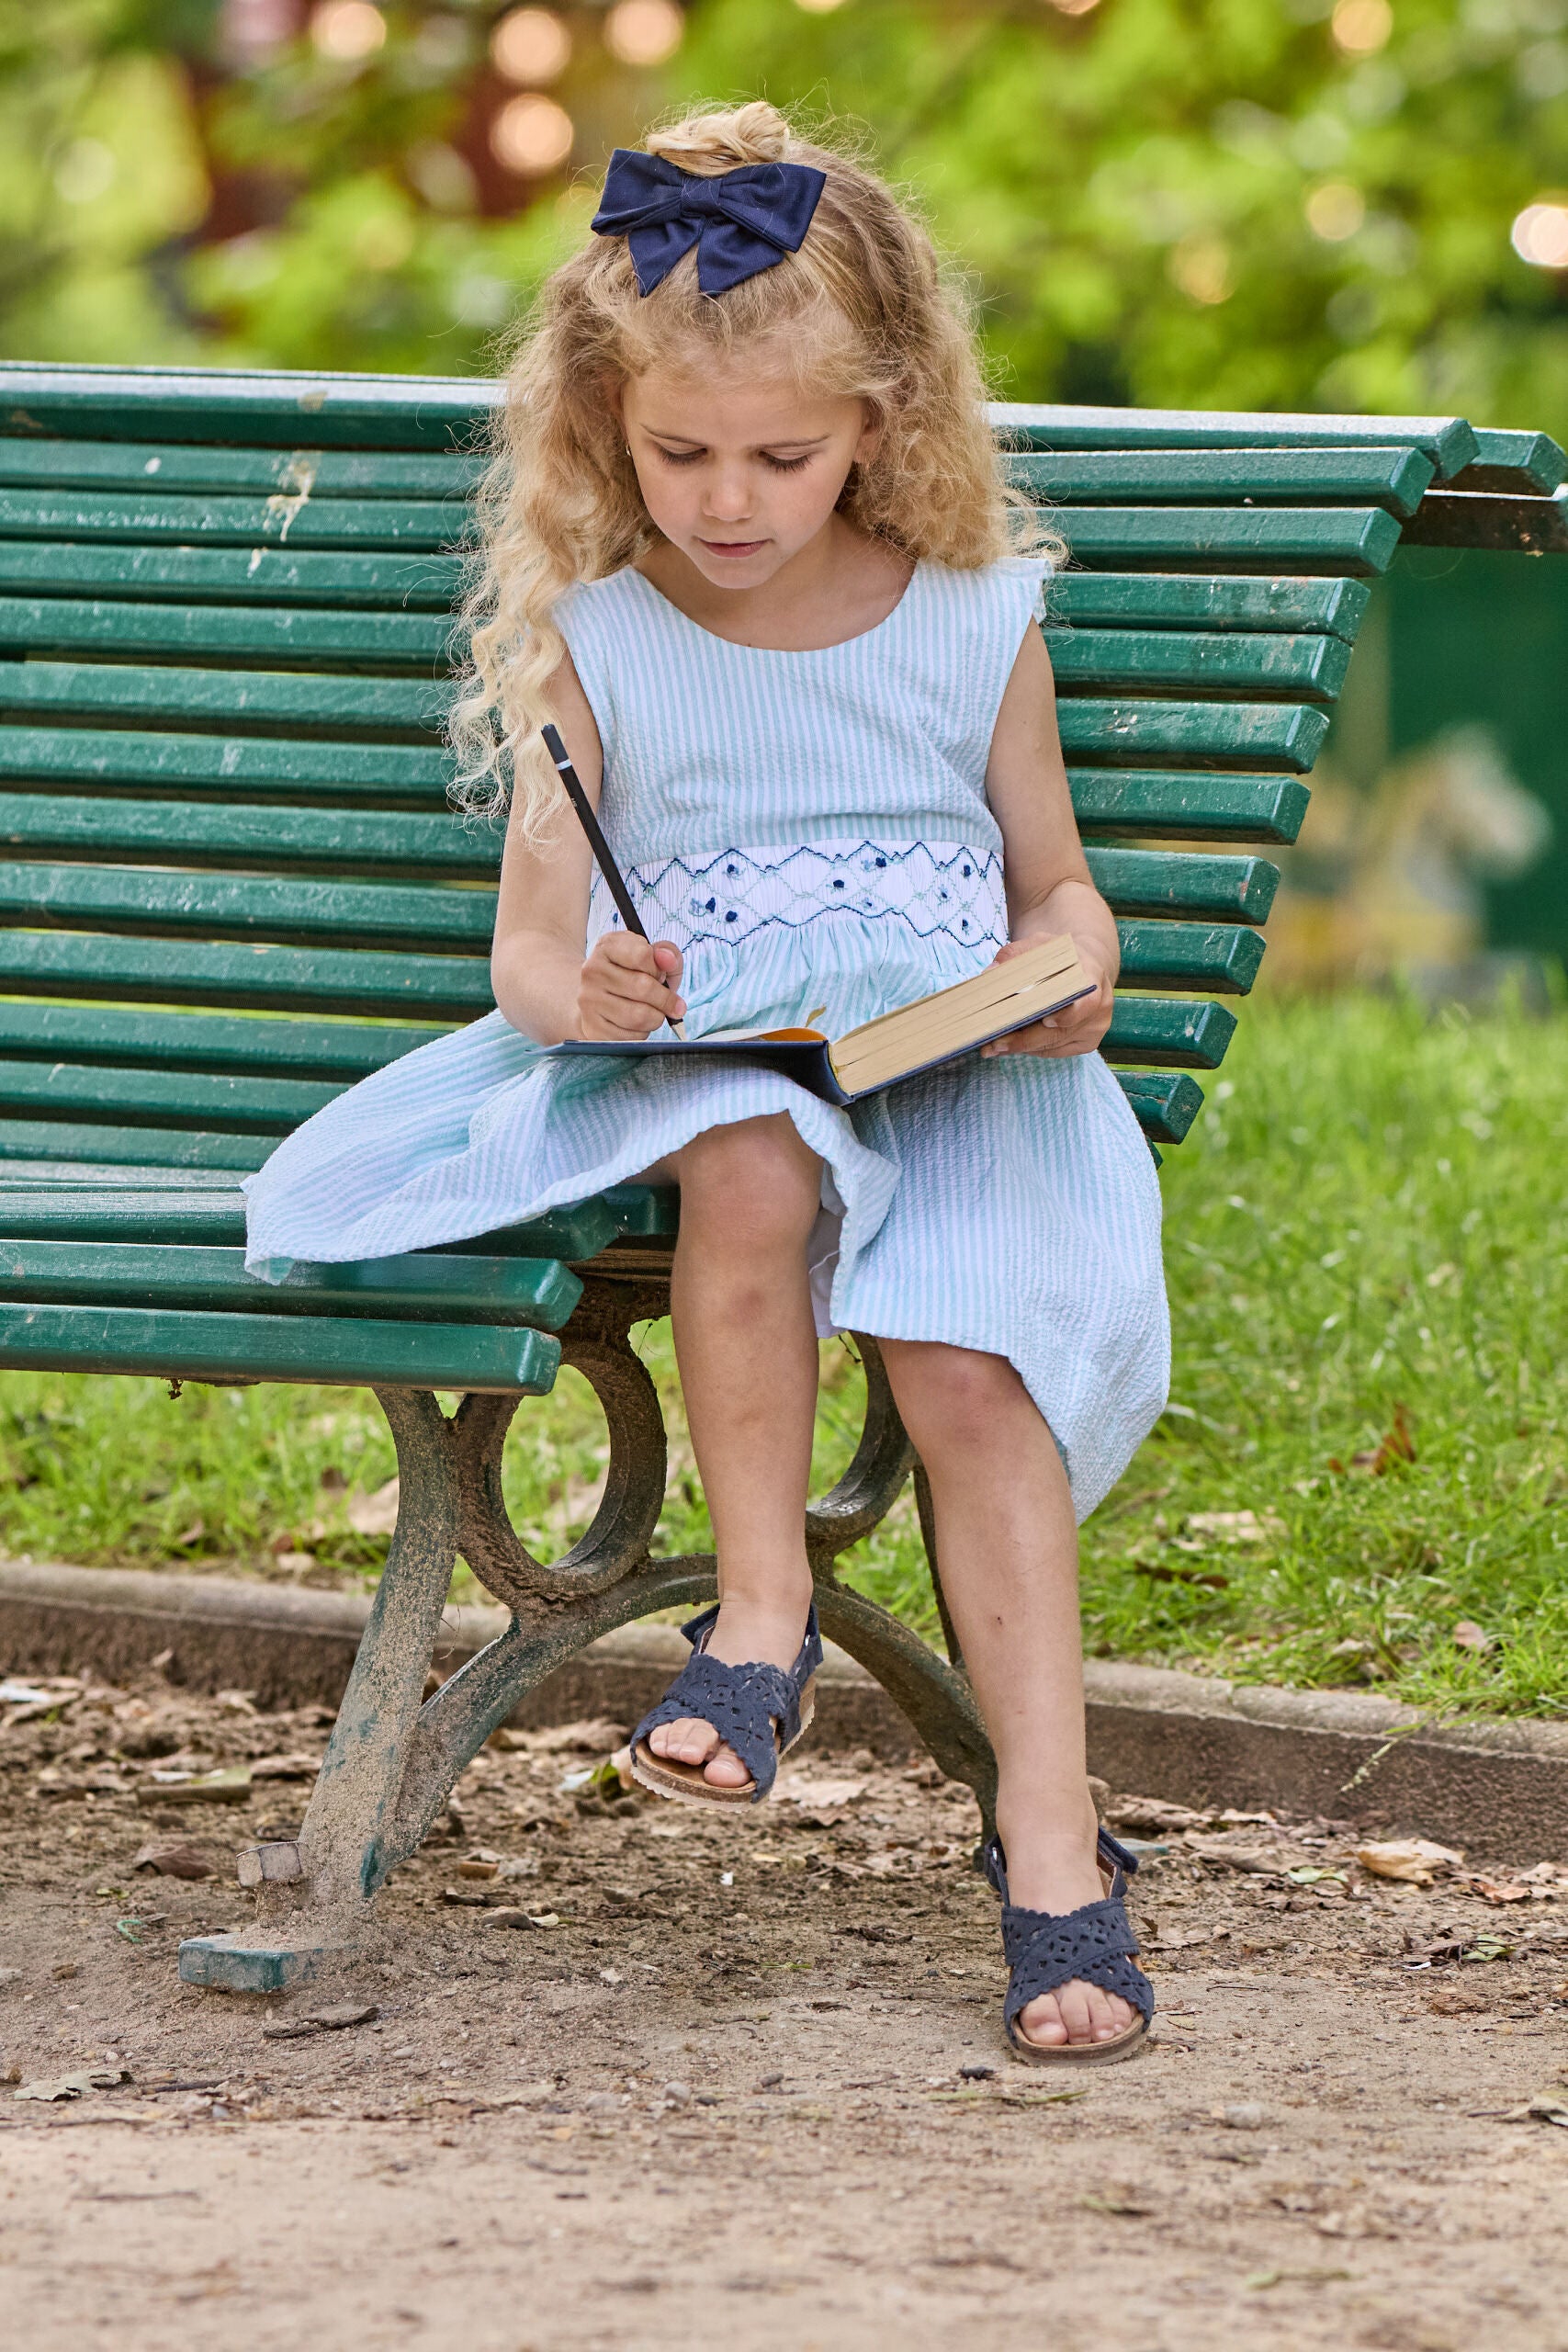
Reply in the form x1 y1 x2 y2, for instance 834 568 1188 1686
0 0 1564 436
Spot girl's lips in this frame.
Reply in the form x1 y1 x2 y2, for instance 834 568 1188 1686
699 537 766 558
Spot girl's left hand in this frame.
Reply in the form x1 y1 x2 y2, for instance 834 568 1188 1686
978 937 1114 1060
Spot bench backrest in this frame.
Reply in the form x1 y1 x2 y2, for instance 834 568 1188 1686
0 363 1560 1182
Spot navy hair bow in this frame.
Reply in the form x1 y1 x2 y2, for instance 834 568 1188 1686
591 148 827 298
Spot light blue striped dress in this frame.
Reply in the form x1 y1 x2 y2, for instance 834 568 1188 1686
243 556 1169 1518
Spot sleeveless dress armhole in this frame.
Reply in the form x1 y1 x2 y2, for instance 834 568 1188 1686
553 584 617 779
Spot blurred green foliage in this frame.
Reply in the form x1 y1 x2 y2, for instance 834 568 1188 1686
1 0 1565 424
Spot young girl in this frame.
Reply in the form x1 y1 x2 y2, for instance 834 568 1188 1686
244 102 1169 2063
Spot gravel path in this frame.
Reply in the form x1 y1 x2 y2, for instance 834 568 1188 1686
2 1671 1566 2347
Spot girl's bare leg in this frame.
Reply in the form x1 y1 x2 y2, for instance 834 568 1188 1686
879 1338 1136 2050
646 1114 823 1787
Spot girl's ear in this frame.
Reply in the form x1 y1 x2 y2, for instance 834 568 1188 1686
854 401 885 465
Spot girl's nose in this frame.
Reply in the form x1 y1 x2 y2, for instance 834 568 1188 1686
704 464 753 522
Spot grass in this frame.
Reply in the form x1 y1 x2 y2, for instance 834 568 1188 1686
1 986 1564 1717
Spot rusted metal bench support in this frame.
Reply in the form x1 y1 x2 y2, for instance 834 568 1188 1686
180 1281 992 1991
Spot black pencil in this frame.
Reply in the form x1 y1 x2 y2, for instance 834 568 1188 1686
540 723 684 1040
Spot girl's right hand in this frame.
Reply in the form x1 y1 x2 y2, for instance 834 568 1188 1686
576 933 686 1040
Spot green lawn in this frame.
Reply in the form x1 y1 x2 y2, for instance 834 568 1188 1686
0 988 1562 1717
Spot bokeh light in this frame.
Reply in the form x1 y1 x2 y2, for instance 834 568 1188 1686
1306 181 1366 242
1331 0 1393 55
1168 235 1233 306
491 92 575 176
1511 200 1568 269
1045 0 1103 16
309 0 387 61
491 7 571 85
795 0 851 12
604 0 684 65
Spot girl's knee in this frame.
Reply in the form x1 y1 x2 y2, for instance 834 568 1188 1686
886 1340 1032 1452
674 1116 821 1250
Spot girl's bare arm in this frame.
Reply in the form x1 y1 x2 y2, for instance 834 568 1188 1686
981 619 1119 1059
490 652 685 1045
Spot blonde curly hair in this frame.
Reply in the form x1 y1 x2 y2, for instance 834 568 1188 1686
449 98 1054 841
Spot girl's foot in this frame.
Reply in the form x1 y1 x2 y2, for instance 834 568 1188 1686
641 1591 816 1790
995 1822 1140 2050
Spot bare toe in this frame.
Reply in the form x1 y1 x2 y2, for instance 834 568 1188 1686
702 1742 752 1788
1018 1992 1069 2046
649 1716 718 1768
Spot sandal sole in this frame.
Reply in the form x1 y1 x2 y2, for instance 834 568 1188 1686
628 1682 817 1808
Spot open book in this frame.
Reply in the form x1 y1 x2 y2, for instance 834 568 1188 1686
547 933 1092 1106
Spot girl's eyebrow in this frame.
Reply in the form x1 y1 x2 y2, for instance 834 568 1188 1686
642 430 832 451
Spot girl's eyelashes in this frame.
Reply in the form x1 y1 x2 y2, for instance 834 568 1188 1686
646 445 815 474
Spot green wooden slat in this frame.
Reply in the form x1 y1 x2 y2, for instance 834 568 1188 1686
0 439 481 501
1102 997 1235 1069
0 1240 580 1330
1057 507 1402 575
0 1297 561 1392
0 1119 271 1170
0 1057 340 1135
1010 446 1433 516
0 594 452 669
1118 921 1266 995
0 542 464 610
1047 574 1371 639
1049 628 1349 702
0 725 449 800
1058 698 1329 771
0 489 468 553
992 402 1479 480
0 864 496 954
0 1163 246 1191
1399 492 1568 556
1444 430 1565 497
1087 848 1277 925
0 1188 620 1260
0 793 496 877
1116 1069 1204 1146
0 1002 445 1080
1069 769 1310 843
0 361 500 451
0 661 444 733
0 931 494 1019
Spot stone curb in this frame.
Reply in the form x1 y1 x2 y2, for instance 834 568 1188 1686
2 1560 1564 1857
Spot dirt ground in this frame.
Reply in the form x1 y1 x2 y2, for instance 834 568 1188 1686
2 1668 1567 2350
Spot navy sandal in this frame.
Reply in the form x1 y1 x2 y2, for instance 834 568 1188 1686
981 1824 1155 2065
627 1601 823 1808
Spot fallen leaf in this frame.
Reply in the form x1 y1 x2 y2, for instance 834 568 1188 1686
1182 1510 1284 1544
14 2068 129 2103
1470 1877 1534 1904
144 1765 252 1806
1134 1560 1230 1590
1452 1620 1495 1653
777 1776 867 1809
249 1754 321 1782
1333 1403 1416 1477
1080 2192 1154 2217
130 1842 214 1881
516 1718 629 1756
1106 1797 1213 1834
1355 1838 1463 1885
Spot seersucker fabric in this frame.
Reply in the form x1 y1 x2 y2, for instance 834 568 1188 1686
243 553 1170 1518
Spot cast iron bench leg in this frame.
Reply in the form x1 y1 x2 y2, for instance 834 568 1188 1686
179 1295 998 1991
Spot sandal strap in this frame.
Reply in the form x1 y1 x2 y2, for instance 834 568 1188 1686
629 1603 821 1803
979 1826 1138 1902
1000 1893 1154 2035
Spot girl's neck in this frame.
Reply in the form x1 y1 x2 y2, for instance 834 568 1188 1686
634 515 914 652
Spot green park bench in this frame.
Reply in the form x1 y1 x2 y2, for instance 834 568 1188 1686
0 362 1559 1989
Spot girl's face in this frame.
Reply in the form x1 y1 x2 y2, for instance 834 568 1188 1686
619 358 878 589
